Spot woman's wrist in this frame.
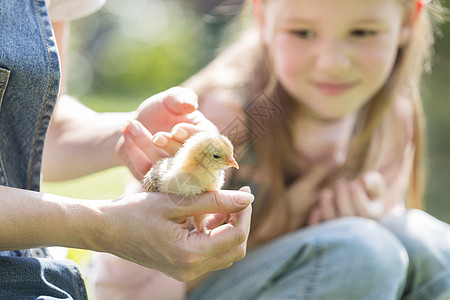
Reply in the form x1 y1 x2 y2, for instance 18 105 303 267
60 197 114 253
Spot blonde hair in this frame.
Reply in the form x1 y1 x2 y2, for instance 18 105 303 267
184 0 445 243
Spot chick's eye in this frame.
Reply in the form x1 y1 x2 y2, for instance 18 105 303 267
212 154 221 159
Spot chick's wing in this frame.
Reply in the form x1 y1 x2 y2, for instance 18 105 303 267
142 158 171 192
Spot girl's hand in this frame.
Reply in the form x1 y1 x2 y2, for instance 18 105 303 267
152 121 219 157
307 171 386 226
116 87 218 179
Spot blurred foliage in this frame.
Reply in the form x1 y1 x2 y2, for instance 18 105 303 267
67 0 245 105
64 0 450 224
422 0 450 223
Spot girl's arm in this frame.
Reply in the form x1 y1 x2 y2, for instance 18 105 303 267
43 22 211 181
42 94 134 181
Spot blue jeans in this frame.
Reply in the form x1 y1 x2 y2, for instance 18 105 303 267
188 210 450 300
0 256 88 300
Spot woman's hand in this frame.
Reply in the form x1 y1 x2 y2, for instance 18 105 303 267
94 188 253 282
307 171 386 225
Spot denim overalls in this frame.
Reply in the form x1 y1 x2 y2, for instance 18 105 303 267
0 1 87 298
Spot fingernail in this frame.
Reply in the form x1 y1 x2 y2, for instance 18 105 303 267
127 121 141 137
361 171 378 187
153 134 168 147
239 186 251 193
181 102 196 112
172 127 188 140
236 193 254 205
182 91 199 109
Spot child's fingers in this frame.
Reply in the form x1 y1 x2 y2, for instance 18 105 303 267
152 132 183 157
124 121 167 163
307 206 322 226
122 134 152 179
152 123 220 156
361 171 386 200
350 181 383 219
348 181 371 218
162 87 199 115
335 183 356 217
123 121 153 155
319 189 336 221
171 123 218 143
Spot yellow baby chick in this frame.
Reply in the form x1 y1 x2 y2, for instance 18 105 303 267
142 132 239 197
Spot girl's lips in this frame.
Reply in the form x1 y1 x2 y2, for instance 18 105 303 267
314 81 357 95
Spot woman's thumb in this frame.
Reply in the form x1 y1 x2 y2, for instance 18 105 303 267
170 189 254 218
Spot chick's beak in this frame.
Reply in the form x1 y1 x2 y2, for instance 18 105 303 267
228 156 239 169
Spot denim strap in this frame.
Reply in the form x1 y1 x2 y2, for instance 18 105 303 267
0 0 60 191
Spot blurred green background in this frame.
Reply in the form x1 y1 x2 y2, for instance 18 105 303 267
41 0 450 296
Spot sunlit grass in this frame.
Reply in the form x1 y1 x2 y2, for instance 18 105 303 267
42 166 131 200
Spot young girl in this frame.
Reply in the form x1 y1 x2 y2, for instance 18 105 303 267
94 0 450 299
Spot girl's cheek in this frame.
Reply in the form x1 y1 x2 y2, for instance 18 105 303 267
357 40 398 77
272 35 305 82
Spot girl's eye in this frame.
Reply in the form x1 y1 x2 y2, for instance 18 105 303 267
351 29 377 37
292 30 315 39
212 154 221 159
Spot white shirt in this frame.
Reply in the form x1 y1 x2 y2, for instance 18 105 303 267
45 0 107 21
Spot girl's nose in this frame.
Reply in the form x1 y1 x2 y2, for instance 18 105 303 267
315 40 351 71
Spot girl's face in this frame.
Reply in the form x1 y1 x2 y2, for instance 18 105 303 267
260 0 410 120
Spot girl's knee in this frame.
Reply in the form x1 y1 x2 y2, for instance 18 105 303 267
321 217 409 281
284 217 410 299
382 210 450 264
382 210 450 297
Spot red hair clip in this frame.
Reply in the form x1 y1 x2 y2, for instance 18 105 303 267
414 0 430 21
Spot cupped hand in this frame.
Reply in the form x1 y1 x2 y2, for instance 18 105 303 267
96 187 253 282
135 86 216 134
284 156 341 229
116 87 218 179
307 171 386 225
